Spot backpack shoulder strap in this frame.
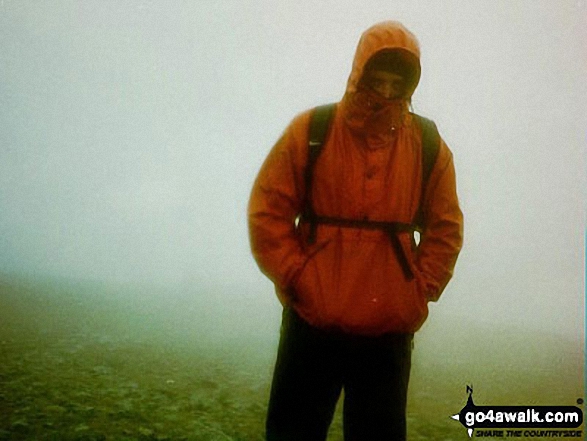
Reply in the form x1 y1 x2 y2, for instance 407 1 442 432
307 103 337 170
412 113 441 230
303 103 336 244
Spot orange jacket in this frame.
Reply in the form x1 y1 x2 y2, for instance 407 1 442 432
248 22 463 335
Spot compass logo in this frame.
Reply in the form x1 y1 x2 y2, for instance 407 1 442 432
450 386 583 438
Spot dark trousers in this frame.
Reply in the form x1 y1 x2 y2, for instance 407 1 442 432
266 308 413 441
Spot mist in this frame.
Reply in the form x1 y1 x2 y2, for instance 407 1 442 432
0 1 584 439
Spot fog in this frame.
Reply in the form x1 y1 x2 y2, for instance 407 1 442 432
0 0 584 421
0 1 584 438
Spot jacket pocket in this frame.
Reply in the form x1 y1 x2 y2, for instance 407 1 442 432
398 232 419 279
399 233 429 306
291 239 331 308
294 239 330 284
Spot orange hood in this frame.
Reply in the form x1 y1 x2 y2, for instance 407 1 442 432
340 21 422 149
345 21 421 98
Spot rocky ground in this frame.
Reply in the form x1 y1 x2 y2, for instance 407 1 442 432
0 330 270 440
0 277 583 440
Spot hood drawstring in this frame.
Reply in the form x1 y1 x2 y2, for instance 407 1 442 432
341 86 409 149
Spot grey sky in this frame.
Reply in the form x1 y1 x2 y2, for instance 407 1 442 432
0 1 584 339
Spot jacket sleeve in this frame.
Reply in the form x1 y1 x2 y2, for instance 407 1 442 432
247 114 310 303
416 138 464 302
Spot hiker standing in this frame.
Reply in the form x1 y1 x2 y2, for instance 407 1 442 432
248 21 463 440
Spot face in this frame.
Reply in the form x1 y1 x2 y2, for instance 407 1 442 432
362 69 405 100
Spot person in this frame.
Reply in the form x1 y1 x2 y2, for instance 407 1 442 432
248 21 463 441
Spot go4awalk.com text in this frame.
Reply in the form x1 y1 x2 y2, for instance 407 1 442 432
450 386 583 438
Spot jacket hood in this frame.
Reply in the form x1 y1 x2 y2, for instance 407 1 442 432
346 21 421 98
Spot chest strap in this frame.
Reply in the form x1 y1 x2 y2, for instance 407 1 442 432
312 216 415 280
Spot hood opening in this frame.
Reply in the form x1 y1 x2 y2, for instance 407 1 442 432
360 49 420 100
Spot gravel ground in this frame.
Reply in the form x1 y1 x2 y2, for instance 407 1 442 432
0 277 583 440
